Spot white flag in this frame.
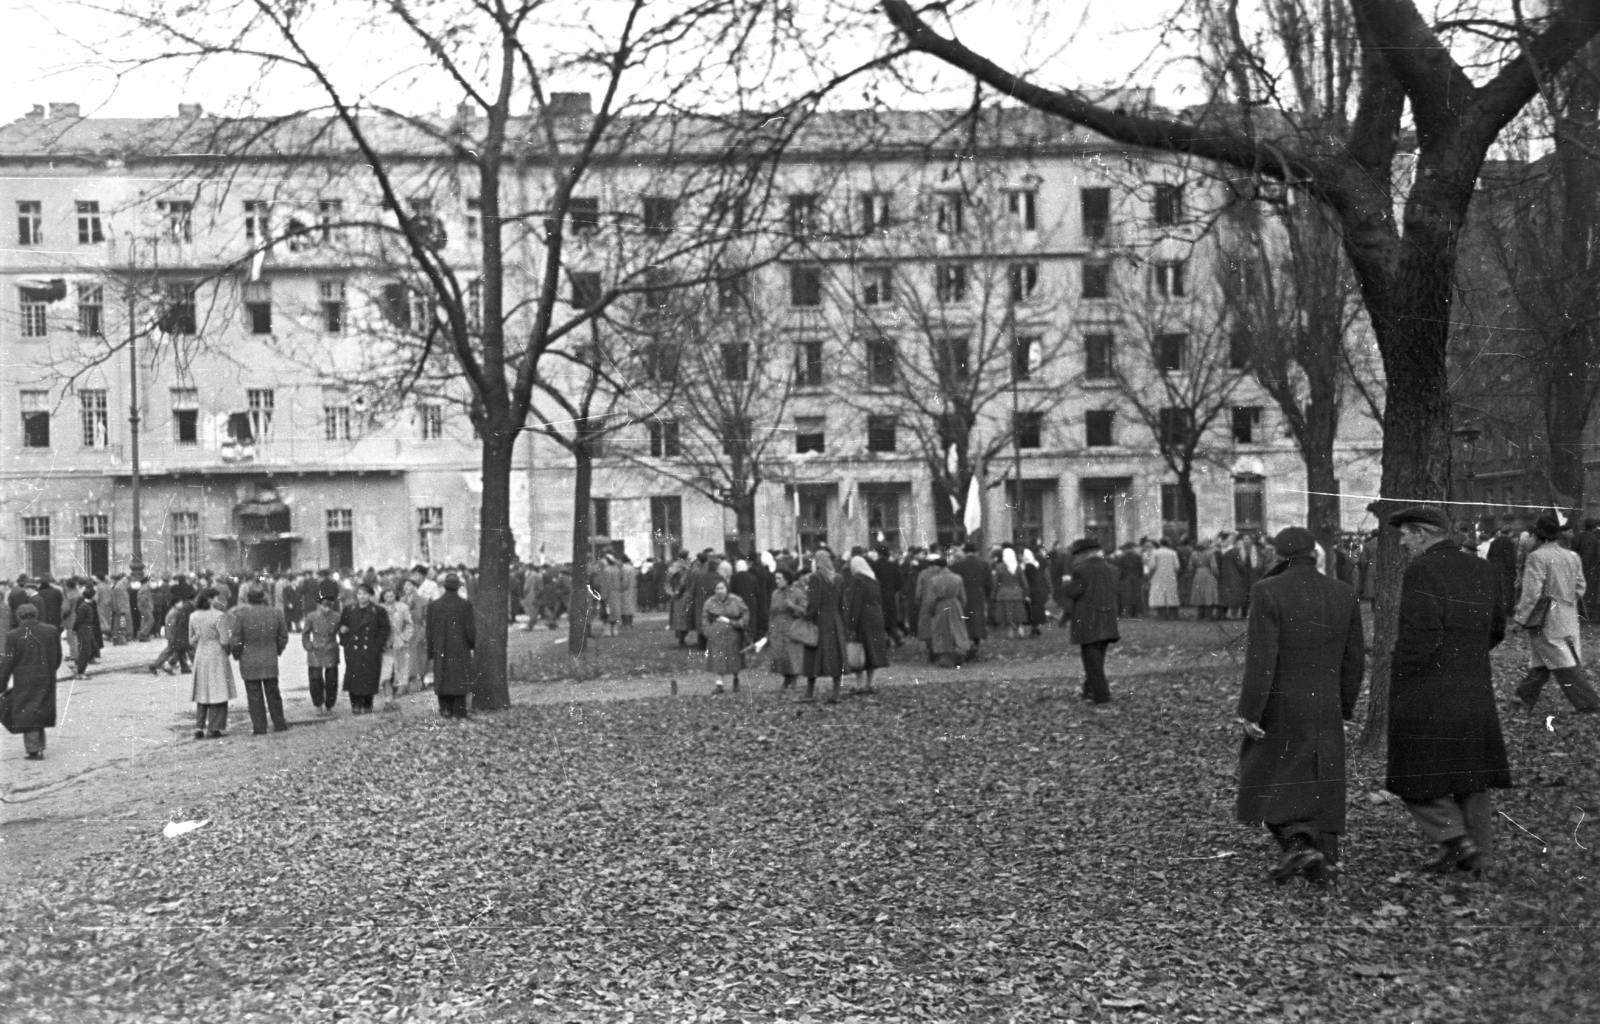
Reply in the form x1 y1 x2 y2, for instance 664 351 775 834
963 473 983 535
945 443 959 477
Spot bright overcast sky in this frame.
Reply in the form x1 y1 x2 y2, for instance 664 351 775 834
0 0 1192 121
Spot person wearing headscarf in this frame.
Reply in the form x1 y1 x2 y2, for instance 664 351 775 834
767 567 809 689
842 555 890 693
1235 527 1365 885
188 588 236 739
993 546 1028 638
1512 512 1600 712
701 578 748 694
801 550 849 703
1 603 62 759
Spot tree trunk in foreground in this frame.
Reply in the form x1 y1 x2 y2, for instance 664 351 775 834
472 433 516 711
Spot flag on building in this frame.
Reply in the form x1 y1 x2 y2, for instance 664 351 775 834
963 473 983 535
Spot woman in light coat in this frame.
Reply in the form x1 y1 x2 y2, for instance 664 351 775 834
1513 517 1600 712
992 547 1028 637
188 588 236 739
618 557 639 628
1189 541 1220 619
1146 540 1182 619
379 587 414 707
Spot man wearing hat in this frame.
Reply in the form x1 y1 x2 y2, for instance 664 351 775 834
1387 504 1511 875
1236 527 1365 883
1512 512 1600 713
1060 539 1121 704
0 603 62 759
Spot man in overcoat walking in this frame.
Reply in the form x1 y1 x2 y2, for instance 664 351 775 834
1 604 63 759
951 541 993 659
1236 527 1365 883
1061 539 1121 704
1388 505 1511 874
427 573 477 718
1486 521 1519 616
230 584 291 734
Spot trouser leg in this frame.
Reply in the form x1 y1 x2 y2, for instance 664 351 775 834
1460 791 1493 868
1551 665 1600 712
65 631 78 663
244 678 268 733
1080 641 1111 703
262 678 287 730
76 637 93 676
23 729 45 755
1404 796 1469 844
1515 666 1549 707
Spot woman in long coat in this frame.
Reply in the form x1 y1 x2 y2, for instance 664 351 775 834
992 548 1028 636
594 556 623 637
1147 541 1182 619
339 585 392 715
618 557 639 628
922 565 971 667
767 568 809 688
801 550 849 703
188 589 235 739
72 586 100 679
1 604 62 759
842 556 891 692
1189 542 1220 619
379 587 414 705
701 580 748 694
1217 537 1250 617
1513 521 1600 711
1023 549 1051 634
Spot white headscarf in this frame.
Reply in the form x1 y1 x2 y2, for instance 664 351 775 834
735 559 749 573
1001 547 1019 575
1022 548 1038 568
760 551 777 573
849 555 875 580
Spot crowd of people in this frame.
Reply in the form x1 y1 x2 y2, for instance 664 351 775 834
0 564 479 757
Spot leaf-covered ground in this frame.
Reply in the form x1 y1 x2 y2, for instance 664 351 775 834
3 644 1597 1022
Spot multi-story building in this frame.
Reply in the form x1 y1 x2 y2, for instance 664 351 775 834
0 99 1382 577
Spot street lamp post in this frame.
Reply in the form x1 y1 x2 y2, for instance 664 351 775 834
1453 425 1481 531
126 244 145 577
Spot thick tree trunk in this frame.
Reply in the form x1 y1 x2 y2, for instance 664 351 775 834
1302 393 1343 551
472 433 516 711
727 484 758 558
567 441 594 657
1178 467 1199 544
1359 271 1456 751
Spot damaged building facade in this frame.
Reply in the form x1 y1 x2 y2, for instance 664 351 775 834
0 99 1383 577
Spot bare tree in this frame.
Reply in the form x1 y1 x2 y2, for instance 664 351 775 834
1099 258 1249 542
82 0 893 701
1219 188 1368 552
881 0 1600 746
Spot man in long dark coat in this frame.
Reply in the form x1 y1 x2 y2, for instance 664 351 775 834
682 554 718 650
1 603 62 759
1388 505 1511 874
950 542 992 659
870 547 903 646
1061 539 1121 704
1114 543 1145 617
1485 522 1518 616
1236 527 1365 884
31 576 63 629
426 573 477 718
1578 519 1600 619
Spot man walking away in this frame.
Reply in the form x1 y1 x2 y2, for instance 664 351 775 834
0 604 62 760
1512 513 1600 713
1236 528 1365 884
1388 505 1512 875
231 584 290 734
427 574 477 719
148 579 196 675
1061 539 1120 704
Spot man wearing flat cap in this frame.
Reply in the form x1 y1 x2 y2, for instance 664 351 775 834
426 573 476 718
1386 504 1510 875
1236 526 1365 883
1060 539 1121 704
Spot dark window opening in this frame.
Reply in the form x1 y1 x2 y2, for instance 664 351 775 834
722 343 749 382
570 271 603 310
175 409 198 445
1012 334 1040 381
866 414 898 452
570 196 601 233
1158 407 1194 450
1085 333 1114 379
1232 406 1263 444
866 333 897 387
795 340 824 388
1081 262 1110 299
642 197 676 235
1009 262 1039 302
790 264 823 307
1015 411 1043 449
648 419 680 458
1158 332 1187 372
1153 183 1184 226
1081 187 1111 240
795 416 825 454
1086 410 1114 447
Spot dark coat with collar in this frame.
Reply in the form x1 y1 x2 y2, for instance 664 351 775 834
1061 555 1120 645
950 555 992 642
426 590 477 696
1486 536 1518 612
31 584 63 628
338 603 391 696
1236 563 1365 831
1 620 62 732
1387 540 1511 801
230 602 289 681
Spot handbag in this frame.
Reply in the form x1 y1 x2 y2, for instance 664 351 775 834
788 619 819 647
846 641 866 671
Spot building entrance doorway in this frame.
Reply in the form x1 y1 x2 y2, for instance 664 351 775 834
1080 478 1131 552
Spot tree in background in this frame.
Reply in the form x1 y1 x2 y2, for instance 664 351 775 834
881 0 1600 746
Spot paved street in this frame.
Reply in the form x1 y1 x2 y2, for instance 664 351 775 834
0 631 344 820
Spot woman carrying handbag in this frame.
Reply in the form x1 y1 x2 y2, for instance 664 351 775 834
1513 513 1600 712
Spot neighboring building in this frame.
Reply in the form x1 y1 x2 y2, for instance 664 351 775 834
0 99 1382 577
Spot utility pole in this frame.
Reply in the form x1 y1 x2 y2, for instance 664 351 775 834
127 245 144 577
1009 305 1022 545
